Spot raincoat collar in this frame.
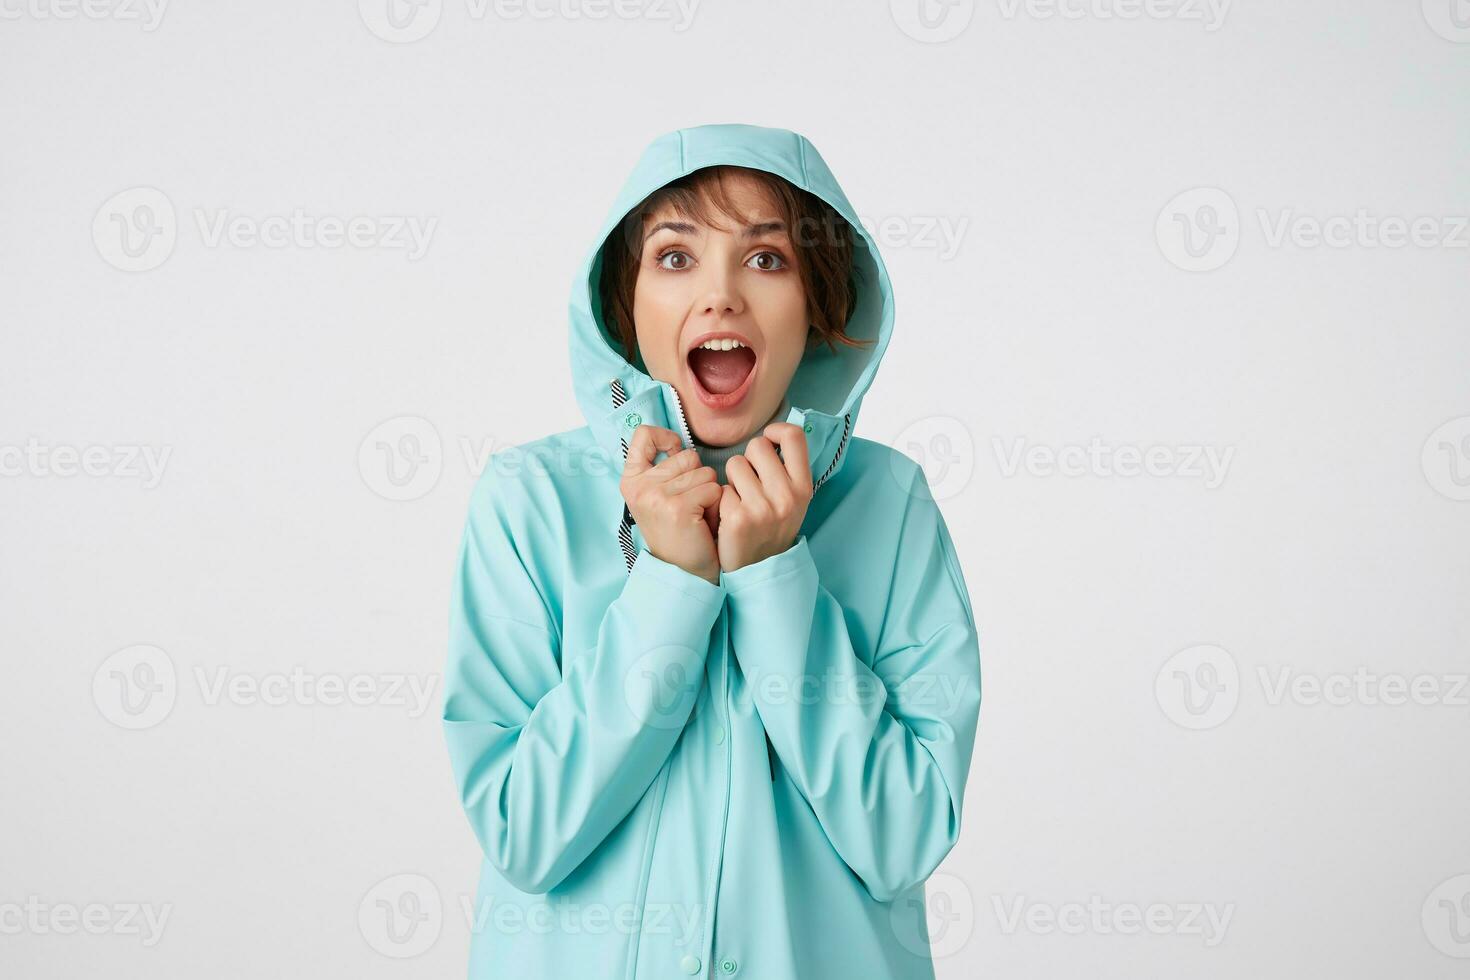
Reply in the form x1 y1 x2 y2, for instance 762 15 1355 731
568 123 895 490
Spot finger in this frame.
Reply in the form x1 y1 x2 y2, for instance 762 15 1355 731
648 449 708 489
623 425 685 478
763 422 813 496
664 464 717 495
742 436 794 506
679 480 722 513
703 495 720 538
635 443 703 486
725 453 767 511
717 482 740 521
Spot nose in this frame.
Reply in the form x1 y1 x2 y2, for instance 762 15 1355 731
697 261 744 318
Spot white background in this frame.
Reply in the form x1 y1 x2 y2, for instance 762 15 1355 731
2 1 1468 977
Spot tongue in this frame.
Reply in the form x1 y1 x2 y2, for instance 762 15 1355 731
689 347 755 395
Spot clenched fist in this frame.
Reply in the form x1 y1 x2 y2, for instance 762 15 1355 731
620 425 722 585
717 422 813 573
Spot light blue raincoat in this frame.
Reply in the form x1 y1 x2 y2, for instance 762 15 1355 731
442 123 981 980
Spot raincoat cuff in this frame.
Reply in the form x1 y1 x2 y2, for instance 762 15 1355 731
720 534 814 593
631 547 727 605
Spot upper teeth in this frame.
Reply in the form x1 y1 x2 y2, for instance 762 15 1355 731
697 338 747 351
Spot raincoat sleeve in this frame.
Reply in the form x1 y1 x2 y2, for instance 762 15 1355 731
721 461 981 903
441 469 726 895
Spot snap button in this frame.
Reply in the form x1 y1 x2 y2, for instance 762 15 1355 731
803 421 813 433
713 725 725 744
679 954 702 974
721 957 738 973
623 411 643 429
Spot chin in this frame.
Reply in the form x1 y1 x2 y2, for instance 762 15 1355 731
689 411 751 448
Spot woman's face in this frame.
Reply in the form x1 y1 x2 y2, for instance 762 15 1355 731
632 172 807 448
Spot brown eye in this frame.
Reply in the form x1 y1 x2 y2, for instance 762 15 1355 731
656 250 692 271
748 251 785 271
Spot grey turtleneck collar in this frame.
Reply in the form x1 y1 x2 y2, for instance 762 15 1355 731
690 394 791 485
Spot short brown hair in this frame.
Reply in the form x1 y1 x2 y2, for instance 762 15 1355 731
598 165 871 369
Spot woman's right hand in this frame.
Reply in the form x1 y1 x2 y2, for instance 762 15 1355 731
620 425 722 585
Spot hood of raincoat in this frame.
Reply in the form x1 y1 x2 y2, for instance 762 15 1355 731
569 123 894 491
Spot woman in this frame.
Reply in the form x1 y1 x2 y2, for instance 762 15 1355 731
442 123 981 980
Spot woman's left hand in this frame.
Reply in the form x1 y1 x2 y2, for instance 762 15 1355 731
717 422 814 573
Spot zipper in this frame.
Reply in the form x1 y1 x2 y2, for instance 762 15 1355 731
668 383 696 451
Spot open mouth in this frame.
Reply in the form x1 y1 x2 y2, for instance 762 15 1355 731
686 333 758 409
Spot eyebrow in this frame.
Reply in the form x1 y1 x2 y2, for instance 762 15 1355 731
642 219 788 247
